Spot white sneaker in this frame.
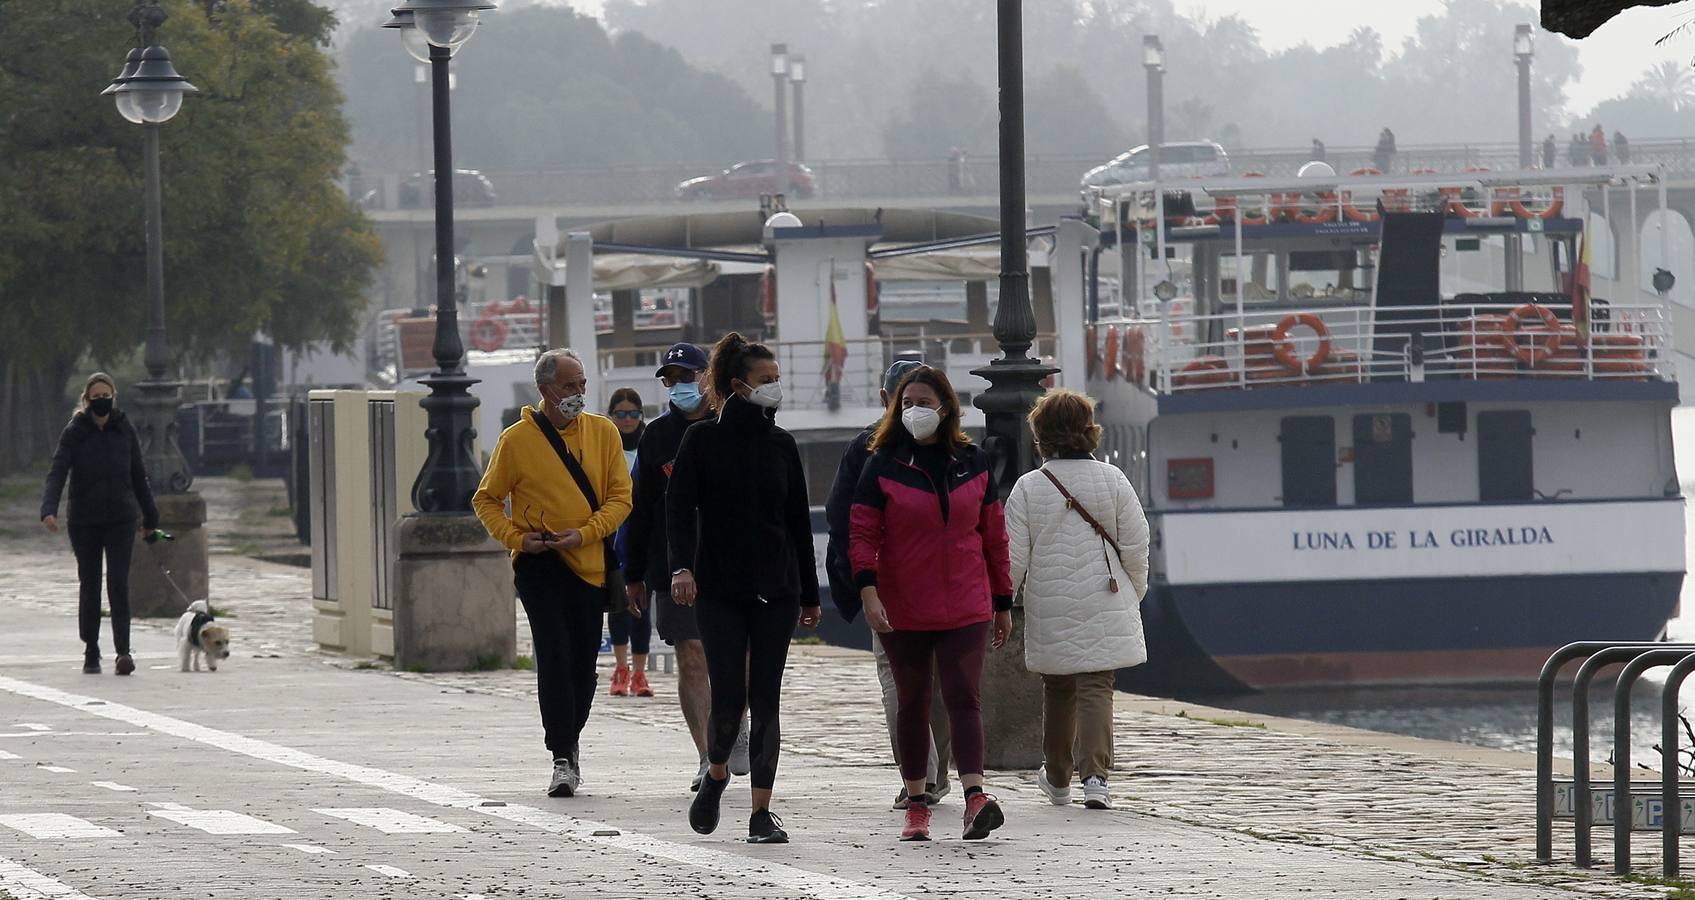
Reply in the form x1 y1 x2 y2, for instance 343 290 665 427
547 758 580 798
1036 766 1072 806
729 717 752 776
1082 774 1111 810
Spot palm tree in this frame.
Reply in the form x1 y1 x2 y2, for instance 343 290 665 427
1633 60 1695 112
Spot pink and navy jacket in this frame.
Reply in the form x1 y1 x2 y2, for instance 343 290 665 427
849 441 1014 631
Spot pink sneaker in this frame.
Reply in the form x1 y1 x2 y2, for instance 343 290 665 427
962 791 1004 840
900 802 932 842
609 664 630 697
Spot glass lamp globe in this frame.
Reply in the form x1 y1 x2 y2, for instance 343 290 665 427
414 7 481 50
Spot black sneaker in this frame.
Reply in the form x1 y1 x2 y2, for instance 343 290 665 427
115 654 135 676
82 646 101 675
892 787 911 810
690 770 728 834
747 809 788 844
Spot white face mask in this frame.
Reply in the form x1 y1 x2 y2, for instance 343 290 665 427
744 381 783 409
553 391 586 421
901 406 941 441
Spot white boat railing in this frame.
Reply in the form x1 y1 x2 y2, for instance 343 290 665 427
1090 299 1674 394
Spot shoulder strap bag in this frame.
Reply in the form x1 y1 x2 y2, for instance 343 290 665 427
1041 467 1121 594
529 408 623 612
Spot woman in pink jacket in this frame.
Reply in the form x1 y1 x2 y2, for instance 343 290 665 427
849 366 1013 843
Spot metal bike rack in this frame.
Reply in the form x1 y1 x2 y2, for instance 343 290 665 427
1536 641 1695 877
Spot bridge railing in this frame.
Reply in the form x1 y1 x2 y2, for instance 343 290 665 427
347 139 1695 211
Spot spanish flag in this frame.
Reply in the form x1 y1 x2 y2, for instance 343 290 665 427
824 281 848 387
1572 230 1592 343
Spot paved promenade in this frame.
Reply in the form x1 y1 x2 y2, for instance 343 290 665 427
0 478 1675 898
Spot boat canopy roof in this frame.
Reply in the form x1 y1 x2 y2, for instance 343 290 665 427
1090 164 1664 201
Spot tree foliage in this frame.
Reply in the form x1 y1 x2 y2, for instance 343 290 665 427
0 0 379 467
334 5 772 170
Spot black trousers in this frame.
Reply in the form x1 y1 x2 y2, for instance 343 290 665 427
696 589 798 790
69 520 136 656
513 553 605 760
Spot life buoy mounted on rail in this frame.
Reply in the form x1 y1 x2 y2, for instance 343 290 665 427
1271 313 1331 375
1499 303 1563 366
470 315 508 352
1103 326 1121 381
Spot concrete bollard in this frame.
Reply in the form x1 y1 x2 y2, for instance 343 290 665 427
127 491 209 618
392 513 514 672
980 606 1044 769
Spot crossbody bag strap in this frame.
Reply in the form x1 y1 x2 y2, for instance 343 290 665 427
1041 468 1121 557
529 408 601 512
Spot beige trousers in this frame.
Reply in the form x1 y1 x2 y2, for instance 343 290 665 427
1041 670 1116 786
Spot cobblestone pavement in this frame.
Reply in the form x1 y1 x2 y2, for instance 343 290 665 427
0 477 1679 897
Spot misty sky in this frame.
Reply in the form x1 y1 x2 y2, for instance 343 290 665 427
557 0 1695 119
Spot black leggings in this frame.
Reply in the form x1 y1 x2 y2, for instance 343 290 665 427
696 590 797 790
69 521 136 656
607 606 651 656
513 553 605 759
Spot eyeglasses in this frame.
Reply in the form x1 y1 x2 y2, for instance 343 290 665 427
520 504 557 542
611 410 643 421
660 370 699 386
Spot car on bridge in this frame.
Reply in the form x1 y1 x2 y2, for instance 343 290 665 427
358 169 498 210
1079 141 1231 199
675 160 816 201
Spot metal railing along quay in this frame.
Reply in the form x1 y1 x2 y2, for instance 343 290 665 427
348 138 1695 211
1536 641 1695 878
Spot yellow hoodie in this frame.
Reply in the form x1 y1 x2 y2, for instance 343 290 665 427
472 406 632 585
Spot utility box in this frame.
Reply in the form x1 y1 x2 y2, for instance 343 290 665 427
308 390 375 656
367 391 429 658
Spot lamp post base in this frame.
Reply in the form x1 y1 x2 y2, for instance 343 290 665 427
127 491 208 618
393 513 514 672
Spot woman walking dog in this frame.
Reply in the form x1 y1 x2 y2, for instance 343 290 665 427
40 373 160 676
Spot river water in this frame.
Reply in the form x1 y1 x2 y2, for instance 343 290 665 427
1204 407 1695 769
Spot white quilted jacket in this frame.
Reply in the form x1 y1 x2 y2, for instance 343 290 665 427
1007 458 1151 676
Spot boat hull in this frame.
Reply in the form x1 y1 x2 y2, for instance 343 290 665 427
1120 572 1684 693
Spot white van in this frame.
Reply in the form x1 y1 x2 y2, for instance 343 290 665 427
1079 141 1231 199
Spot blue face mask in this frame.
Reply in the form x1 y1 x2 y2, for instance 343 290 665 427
668 381 704 412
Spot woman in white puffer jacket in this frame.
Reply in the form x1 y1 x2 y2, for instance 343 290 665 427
1006 389 1149 812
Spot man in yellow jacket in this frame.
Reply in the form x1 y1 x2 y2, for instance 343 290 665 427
473 348 631 798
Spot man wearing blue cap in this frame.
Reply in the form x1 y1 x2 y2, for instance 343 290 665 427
624 342 750 790
824 358 953 809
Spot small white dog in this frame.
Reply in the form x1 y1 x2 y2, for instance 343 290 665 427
174 600 231 672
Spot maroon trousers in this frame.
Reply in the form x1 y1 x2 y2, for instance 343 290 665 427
878 621 991 781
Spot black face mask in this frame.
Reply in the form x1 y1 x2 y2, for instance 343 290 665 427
87 397 114 417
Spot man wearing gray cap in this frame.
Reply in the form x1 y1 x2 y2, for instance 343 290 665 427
823 358 952 809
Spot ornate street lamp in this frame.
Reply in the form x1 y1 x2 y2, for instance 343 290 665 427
770 43 789 169
1143 34 1165 182
1515 24 1535 168
386 0 495 514
105 0 198 494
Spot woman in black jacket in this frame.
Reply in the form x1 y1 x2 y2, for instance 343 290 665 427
39 373 159 676
668 332 820 844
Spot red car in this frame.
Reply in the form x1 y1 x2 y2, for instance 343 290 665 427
675 160 816 201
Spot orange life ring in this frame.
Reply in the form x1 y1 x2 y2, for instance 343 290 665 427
759 265 777 320
1271 313 1331 374
865 261 880 316
1499 303 1563 366
1215 172 1272 225
1085 324 1098 378
1287 190 1338 224
1174 356 1232 388
1510 186 1564 219
1443 167 1494 218
1103 326 1120 381
470 315 507 352
1342 168 1381 223
506 296 531 314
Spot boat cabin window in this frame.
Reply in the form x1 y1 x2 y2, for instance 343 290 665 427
1279 416 1337 508
1352 413 1413 505
1476 410 1534 503
1286 250 1367 303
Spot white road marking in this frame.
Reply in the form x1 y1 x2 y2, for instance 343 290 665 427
89 781 135 792
282 844 335 855
0 814 120 840
0 749 19 759
146 808 296 835
0 732 147 738
36 765 75 773
17 723 51 731
0 855 101 899
314 807 466 834
365 865 413 879
0 674 911 900
145 802 191 811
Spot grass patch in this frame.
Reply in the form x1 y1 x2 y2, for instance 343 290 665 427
513 655 535 670
227 463 254 482
405 663 429 674
0 479 35 502
208 605 233 618
470 652 506 672
792 635 823 646
266 504 293 517
1175 709 1266 729
352 660 381 670
230 539 267 558
1624 873 1695 899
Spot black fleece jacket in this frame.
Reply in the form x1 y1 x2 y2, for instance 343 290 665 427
40 409 159 530
623 402 709 587
665 394 819 606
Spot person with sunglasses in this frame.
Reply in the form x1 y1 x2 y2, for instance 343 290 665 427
605 387 652 699
473 348 632 799
621 342 751 791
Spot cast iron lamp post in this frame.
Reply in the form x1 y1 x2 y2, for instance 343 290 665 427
385 0 495 514
1516 24 1535 169
104 0 198 494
